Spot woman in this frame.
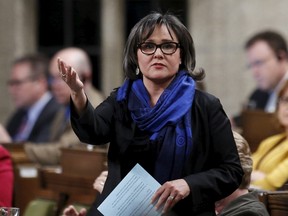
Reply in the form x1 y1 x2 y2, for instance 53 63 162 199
59 12 243 216
251 79 288 191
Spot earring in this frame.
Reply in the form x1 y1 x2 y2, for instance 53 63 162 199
136 67 140 75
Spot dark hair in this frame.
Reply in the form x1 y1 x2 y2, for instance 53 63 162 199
12 53 50 80
123 12 205 81
245 30 288 60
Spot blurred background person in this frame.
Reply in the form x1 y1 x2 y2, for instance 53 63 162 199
1 54 61 143
0 125 11 143
251 79 288 191
0 145 14 207
23 47 106 165
232 30 288 129
215 131 269 216
49 47 105 110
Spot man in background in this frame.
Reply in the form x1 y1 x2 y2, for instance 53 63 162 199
233 30 288 128
24 47 106 165
3 54 61 142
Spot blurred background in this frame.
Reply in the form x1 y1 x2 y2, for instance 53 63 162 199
1 0 288 123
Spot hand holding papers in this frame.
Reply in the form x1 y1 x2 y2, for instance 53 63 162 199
98 164 162 216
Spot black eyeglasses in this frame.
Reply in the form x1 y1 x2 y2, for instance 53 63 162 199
7 76 34 86
137 42 181 55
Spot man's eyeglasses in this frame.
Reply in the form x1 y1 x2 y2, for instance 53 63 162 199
7 76 34 86
246 57 273 69
137 42 181 55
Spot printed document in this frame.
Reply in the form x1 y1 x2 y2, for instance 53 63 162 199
98 163 162 216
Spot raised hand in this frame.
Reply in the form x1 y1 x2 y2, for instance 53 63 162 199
58 58 84 93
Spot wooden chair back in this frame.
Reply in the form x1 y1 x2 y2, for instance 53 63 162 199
258 191 288 216
241 110 282 153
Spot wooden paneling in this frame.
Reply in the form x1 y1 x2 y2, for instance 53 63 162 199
241 110 282 153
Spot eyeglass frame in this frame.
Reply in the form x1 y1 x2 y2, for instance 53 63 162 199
7 75 36 86
137 42 181 55
246 55 275 70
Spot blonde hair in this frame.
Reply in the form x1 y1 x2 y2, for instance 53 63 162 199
233 131 253 189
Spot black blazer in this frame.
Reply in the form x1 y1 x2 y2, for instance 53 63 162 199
247 88 270 110
71 89 243 216
6 96 61 142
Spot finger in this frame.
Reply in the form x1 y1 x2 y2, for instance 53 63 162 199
79 208 87 216
57 58 62 72
151 186 165 204
62 205 78 216
153 191 171 211
162 195 175 213
58 60 68 80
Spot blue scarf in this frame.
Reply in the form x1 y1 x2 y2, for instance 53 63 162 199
117 70 195 184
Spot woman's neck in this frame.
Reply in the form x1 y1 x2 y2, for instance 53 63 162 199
143 76 175 107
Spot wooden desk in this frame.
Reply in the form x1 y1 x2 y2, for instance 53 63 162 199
1 143 31 164
60 146 107 178
39 146 107 215
13 164 58 215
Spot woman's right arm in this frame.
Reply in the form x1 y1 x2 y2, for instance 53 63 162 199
58 58 87 115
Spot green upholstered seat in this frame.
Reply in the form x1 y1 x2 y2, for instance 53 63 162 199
23 199 56 216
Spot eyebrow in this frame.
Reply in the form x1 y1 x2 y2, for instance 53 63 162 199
144 39 176 43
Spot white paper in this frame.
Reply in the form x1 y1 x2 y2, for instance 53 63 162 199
98 163 162 216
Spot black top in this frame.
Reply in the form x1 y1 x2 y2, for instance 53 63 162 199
71 89 243 216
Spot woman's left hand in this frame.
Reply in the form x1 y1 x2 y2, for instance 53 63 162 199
151 179 190 214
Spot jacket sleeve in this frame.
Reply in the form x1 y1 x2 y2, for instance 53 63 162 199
70 92 116 145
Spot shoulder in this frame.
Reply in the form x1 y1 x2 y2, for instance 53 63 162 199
45 96 62 111
193 90 222 110
260 133 286 145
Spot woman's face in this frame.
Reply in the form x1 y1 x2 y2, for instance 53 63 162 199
137 24 181 87
277 87 288 128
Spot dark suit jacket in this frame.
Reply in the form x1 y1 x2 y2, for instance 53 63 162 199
71 89 243 216
6 96 61 143
247 89 270 110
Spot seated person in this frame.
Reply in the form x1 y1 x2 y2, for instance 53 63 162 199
251 79 288 191
0 124 11 143
21 47 106 165
0 145 14 207
3 54 61 143
215 131 269 215
232 30 288 129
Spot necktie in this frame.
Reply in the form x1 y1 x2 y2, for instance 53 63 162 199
13 110 28 141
